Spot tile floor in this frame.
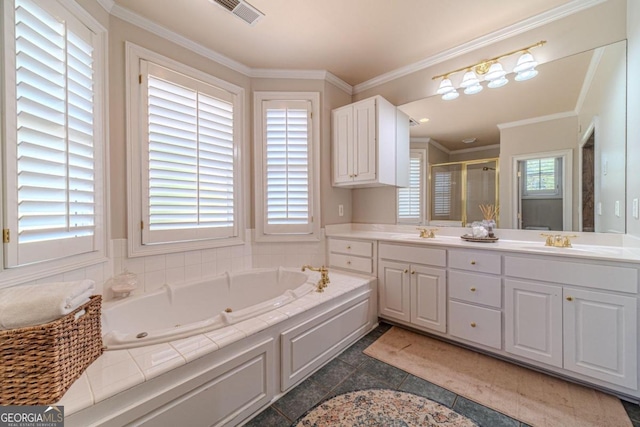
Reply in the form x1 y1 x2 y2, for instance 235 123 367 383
245 322 640 427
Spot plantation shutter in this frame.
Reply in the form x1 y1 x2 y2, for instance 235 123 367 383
523 157 560 196
398 150 423 223
433 171 452 216
141 61 237 244
263 100 312 234
6 0 97 266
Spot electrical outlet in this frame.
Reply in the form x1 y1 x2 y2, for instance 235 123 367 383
633 198 639 219
338 204 344 217
615 200 620 217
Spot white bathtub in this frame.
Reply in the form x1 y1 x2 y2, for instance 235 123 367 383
102 267 316 349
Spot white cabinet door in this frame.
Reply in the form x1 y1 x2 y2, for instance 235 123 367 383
563 287 637 389
353 98 376 183
332 106 353 184
411 265 446 333
505 279 563 368
378 260 410 322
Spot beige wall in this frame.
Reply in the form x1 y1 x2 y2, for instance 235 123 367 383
449 147 500 163
577 41 626 233
498 115 578 229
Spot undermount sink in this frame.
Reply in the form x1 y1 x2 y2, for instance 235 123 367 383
517 245 622 255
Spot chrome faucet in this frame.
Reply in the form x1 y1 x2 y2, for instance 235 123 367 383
541 233 577 248
302 265 330 292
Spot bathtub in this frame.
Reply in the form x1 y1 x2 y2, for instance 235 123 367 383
102 267 316 349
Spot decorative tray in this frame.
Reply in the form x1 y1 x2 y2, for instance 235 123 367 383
460 234 499 243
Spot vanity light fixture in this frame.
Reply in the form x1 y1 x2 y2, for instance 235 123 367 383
433 40 546 100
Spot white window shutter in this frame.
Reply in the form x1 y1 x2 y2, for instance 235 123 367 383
398 150 423 223
5 0 97 266
141 61 237 244
433 171 452 217
262 100 312 235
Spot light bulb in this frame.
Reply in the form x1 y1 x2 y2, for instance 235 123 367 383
460 70 479 88
442 90 459 100
484 62 506 81
464 83 483 95
436 78 455 95
488 76 509 88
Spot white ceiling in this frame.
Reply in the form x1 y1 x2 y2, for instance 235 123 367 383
113 0 573 86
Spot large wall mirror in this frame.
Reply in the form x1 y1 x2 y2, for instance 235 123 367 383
398 40 627 234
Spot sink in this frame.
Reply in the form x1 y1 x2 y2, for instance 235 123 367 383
517 245 622 256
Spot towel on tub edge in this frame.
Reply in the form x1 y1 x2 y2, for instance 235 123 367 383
0 279 95 331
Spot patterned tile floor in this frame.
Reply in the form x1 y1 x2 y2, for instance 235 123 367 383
245 322 640 427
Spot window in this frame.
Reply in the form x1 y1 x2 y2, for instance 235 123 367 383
254 92 320 242
2 0 106 270
433 171 452 217
127 43 244 255
397 150 425 223
522 157 562 198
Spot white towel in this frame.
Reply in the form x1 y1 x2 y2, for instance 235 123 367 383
0 280 95 331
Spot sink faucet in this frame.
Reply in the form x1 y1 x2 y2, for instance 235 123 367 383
302 265 330 292
416 227 438 238
541 233 577 248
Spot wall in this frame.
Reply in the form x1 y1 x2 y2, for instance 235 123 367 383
628 1 640 238
577 41 626 233
498 115 578 229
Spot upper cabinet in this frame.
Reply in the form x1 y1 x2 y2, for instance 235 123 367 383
332 96 409 188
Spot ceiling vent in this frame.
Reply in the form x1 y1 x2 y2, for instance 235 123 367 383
409 118 421 127
210 0 264 26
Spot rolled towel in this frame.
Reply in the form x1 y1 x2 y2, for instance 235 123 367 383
0 279 95 331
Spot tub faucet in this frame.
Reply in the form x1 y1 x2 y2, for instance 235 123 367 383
302 265 330 292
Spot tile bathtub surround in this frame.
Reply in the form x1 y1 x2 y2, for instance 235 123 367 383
246 323 640 427
56 271 370 415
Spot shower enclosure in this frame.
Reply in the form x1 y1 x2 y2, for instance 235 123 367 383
429 158 499 226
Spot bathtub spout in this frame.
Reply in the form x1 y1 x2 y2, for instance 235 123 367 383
301 265 330 292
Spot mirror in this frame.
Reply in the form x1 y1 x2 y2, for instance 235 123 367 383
398 40 627 233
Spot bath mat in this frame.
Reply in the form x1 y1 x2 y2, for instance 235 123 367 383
364 327 633 427
292 388 477 426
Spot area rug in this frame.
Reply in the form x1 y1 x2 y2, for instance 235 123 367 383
364 327 632 427
293 388 477 426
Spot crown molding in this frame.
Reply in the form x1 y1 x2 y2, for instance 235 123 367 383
95 0 115 13
451 143 500 154
497 110 577 130
575 46 605 113
250 69 353 94
110 3 253 76
428 139 450 155
352 0 606 94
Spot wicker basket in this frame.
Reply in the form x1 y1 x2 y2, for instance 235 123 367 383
0 295 104 405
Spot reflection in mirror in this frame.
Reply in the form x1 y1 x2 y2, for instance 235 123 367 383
398 40 627 233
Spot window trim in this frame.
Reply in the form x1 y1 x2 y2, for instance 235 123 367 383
0 0 109 287
253 92 321 243
126 42 246 257
521 157 563 199
397 149 426 224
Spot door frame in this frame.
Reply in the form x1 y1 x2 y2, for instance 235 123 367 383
578 116 599 232
511 149 573 231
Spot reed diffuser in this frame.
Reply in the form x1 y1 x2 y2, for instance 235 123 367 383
479 204 498 238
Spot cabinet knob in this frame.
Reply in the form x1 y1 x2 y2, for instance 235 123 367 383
566 296 573 302
404 269 409 273
347 261 351 265
470 287 476 292
470 261 476 265
347 245 351 249
470 322 477 328
411 270 416 275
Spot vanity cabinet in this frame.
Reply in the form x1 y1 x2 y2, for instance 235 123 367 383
378 243 447 333
327 238 375 275
331 95 409 188
504 256 638 389
448 250 502 349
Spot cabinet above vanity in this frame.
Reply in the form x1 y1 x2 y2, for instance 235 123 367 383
331 95 409 188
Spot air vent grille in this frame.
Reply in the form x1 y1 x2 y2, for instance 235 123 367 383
409 118 420 127
210 0 264 25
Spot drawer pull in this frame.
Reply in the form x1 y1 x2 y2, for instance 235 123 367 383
470 322 477 328
470 261 476 265
566 296 573 302
470 287 476 292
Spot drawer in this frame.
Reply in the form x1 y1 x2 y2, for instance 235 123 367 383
329 253 373 274
449 301 502 349
379 243 446 267
449 271 501 308
504 256 638 294
329 238 373 257
449 249 501 275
